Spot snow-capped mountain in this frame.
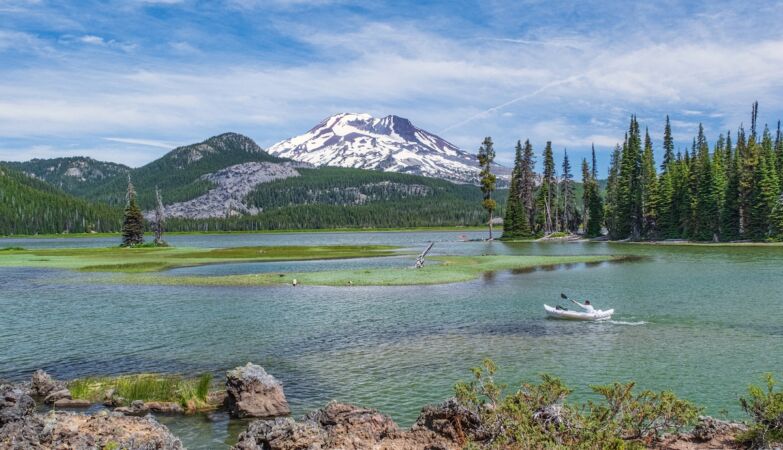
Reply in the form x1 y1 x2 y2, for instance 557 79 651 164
267 113 483 184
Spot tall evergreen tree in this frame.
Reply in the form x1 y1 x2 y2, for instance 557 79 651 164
615 116 643 239
591 144 598 179
721 129 741 240
121 175 145 247
519 140 537 229
662 115 675 170
477 137 497 240
604 144 622 236
535 142 556 234
581 158 591 232
502 141 531 239
775 121 783 190
560 150 576 232
641 128 659 238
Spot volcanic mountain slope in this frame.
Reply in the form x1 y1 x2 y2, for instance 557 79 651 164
4 157 130 196
267 113 488 184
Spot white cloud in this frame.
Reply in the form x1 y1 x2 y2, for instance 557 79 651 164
103 137 178 149
2 10 783 165
79 34 105 45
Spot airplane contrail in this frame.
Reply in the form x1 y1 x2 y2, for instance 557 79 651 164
441 73 586 133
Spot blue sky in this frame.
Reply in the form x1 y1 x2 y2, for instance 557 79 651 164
2 0 783 175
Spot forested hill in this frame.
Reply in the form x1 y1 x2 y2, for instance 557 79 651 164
4 157 130 195
0 164 121 235
165 167 509 231
75 132 287 209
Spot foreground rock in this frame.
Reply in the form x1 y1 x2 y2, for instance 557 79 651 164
115 400 184 416
29 370 66 398
1 383 182 449
225 363 290 419
232 400 483 450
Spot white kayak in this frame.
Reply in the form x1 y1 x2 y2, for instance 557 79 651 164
544 304 614 321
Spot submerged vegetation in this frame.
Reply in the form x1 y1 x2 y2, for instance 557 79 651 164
68 373 214 411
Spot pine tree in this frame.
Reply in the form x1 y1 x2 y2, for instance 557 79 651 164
519 140 536 231
477 137 497 240
691 124 719 241
560 149 576 232
583 155 604 238
502 141 530 239
581 158 590 233
721 130 742 241
591 144 598 180
615 116 643 239
662 115 675 170
770 193 783 241
775 121 783 189
121 175 145 247
641 128 659 238
604 145 622 237
535 142 556 234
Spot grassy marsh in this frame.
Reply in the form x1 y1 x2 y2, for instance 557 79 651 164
0 245 400 272
67 373 215 411
121 254 621 287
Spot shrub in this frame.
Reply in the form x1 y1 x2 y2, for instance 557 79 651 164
738 373 783 448
454 359 699 449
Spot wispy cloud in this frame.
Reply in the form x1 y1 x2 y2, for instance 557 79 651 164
103 137 178 149
0 0 782 167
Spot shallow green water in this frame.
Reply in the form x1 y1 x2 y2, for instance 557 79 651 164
1 231 782 448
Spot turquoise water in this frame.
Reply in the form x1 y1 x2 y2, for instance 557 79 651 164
1 231 782 448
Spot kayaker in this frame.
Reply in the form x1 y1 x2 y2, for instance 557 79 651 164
572 299 595 313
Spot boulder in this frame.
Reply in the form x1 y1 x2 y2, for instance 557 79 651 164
691 416 748 442
114 400 184 416
1 385 35 425
225 363 290 419
0 410 183 449
29 369 65 398
43 388 72 405
233 401 461 450
412 397 485 443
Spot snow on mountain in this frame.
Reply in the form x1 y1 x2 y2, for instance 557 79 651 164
267 113 486 184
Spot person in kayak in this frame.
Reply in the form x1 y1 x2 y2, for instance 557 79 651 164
572 299 595 313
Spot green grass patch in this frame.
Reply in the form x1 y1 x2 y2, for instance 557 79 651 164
67 373 216 411
0 245 400 272
121 254 620 287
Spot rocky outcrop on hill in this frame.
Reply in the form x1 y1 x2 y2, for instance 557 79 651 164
149 161 305 219
225 363 291 419
232 399 484 450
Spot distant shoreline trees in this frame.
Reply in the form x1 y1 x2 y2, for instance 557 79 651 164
502 102 783 242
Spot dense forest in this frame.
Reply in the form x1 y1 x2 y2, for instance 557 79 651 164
167 167 508 231
4 157 130 194
0 164 122 235
503 102 783 242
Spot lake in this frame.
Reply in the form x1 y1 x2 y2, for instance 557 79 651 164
1 231 782 448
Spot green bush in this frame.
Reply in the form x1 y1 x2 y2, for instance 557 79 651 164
454 359 699 449
738 373 783 448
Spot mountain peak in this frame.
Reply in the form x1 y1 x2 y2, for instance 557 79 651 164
269 113 481 183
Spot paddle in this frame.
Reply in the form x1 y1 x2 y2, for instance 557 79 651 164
561 292 580 308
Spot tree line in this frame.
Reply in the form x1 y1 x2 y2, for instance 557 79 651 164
501 102 783 242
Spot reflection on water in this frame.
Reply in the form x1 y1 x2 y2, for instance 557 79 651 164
2 231 783 449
